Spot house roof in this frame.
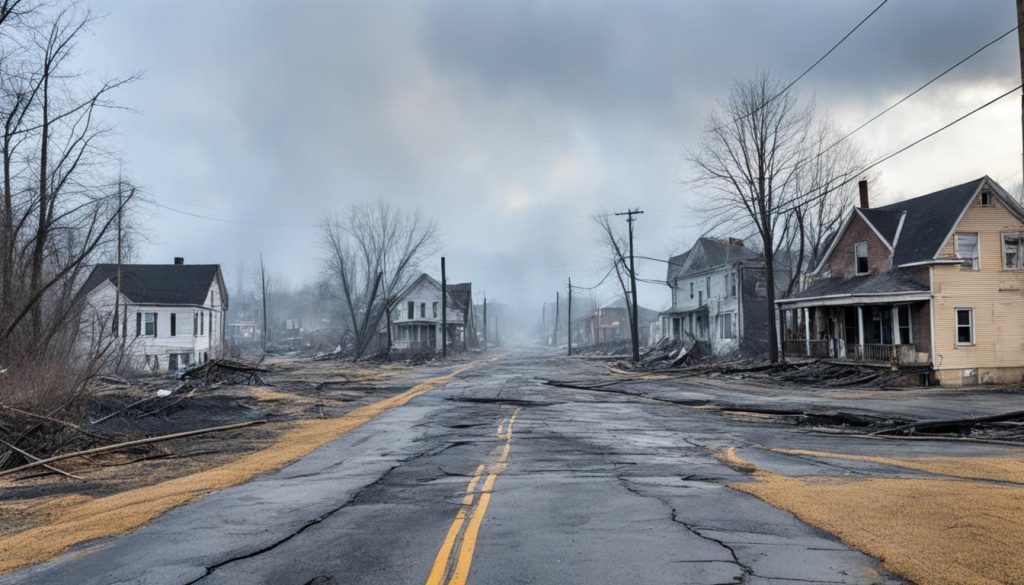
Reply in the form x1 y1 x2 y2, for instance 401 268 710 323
667 237 759 281
595 298 659 320
80 264 224 307
783 268 929 302
864 177 985 266
448 282 472 312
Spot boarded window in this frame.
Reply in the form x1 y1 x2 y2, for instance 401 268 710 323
956 233 979 269
854 242 869 274
1004 233 1022 270
955 308 974 345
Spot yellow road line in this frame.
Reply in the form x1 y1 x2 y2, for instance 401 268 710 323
426 408 521 585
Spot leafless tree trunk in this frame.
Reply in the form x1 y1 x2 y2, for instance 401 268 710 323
593 213 633 331
320 202 437 359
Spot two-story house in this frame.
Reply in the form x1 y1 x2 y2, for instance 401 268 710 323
778 177 1024 385
387 273 475 353
78 258 228 373
660 237 777 356
574 298 658 346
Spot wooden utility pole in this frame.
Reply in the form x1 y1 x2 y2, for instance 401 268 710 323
1017 0 1024 183
483 296 488 351
385 297 393 361
553 292 560 346
441 256 447 357
114 177 123 348
260 252 268 355
567 278 573 356
615 208 644 363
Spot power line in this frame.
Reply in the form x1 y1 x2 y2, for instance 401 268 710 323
712 0 889 133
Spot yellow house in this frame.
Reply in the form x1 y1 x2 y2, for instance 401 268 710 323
777 176 1024 385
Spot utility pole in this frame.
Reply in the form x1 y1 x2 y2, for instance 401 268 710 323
114 176 123 349
483 296 488 351
1017 0 1024 184
615 208 644 363
259 252 268 355
567 278 573 356
441 257 447 357
554 292 560 346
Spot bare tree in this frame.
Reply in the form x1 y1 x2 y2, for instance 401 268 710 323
320 202 437 359
593 213 634 340
689 71 812 363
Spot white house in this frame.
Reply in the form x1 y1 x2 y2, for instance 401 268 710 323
386 273 475 352
661 237 777 356
78 258 228 373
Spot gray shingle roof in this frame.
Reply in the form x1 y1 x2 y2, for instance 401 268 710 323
80 264 222 306
865 178 984 265
786 268 928 301
667 237 759 281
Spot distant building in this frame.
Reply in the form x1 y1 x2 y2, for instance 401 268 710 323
575 298 658 346
778 177 1024 385
660 237 779 356
77 258 228 373
386 273 475 353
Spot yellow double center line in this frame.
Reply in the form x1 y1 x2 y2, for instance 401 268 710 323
425 408 520 585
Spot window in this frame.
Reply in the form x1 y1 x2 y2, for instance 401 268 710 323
171 314 177 336
854 242 869 275
144 312 157 337
407 301 414 319
200 312 205 335
193 312 199 337
136 312 142 337
432 302 438 318
720 313 736 339
420 302 426 318
706 276 711 297
689 282 694 299
981 190 993 206
955 233 979 270
1004 233 1022 270
698 291 703 305
955 308 974 345
897 305 912 344
729 272 737 297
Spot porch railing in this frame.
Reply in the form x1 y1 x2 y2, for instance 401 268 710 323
785 340 929 365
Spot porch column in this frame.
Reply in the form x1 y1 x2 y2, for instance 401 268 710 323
857 305 865 358
803 307 811 356
891 306 901 345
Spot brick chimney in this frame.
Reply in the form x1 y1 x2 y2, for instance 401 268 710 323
174 257 184 265
858 180 869 209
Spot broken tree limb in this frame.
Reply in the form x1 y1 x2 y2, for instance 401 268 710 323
0 439 83 480
90 395 160 425
0 420 267 479
0 404 108 440
871 409 1024 436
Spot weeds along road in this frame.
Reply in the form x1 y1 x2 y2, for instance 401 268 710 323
2 348 925 584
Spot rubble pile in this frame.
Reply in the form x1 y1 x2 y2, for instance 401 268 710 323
181 359 269 385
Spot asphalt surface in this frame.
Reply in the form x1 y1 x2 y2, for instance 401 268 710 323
0 348 958 585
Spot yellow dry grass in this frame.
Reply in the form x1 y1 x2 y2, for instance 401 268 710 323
251 387 316 403
729 448 1024 585
771 447 1024 484
0 362 476 574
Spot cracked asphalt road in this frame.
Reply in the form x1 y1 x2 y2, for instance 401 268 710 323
0 349 905 585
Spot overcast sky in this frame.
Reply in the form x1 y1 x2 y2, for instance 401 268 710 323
76 0 1022 319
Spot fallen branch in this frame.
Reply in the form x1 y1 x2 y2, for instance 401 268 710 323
90 395 161 425
0 404 108 440
0 420 267 478
872 409 1024 436
0 439 83 480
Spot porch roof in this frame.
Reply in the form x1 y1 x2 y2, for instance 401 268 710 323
777 269 929 308
659 304 709 318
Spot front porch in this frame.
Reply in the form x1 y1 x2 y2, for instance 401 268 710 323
779 302 931 366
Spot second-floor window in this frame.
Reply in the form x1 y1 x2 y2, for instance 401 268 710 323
854 242 869 275
1004 233 1022 270
420 302 426 318
407 301 414 319
144 312 157 337
432 302 438 318
689 282 694 299
956 233 979 270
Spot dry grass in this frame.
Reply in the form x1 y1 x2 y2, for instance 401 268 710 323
770 447 1024 484
0 362 476 575
729 448 1024 585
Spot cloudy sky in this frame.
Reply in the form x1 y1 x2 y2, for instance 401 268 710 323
76 0 1022 322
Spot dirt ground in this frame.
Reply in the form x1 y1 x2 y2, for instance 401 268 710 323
0 355 477 558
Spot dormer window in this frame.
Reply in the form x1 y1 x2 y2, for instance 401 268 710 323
854 242 869 275
956 233 979 270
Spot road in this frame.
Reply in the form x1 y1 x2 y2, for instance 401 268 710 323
1 348 922 585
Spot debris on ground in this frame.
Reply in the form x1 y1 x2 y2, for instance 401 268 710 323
180 359 269 385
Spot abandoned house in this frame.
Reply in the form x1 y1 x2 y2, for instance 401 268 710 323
778 177 1024 385
77 258 228 373
574 298 658 346
659 237 778 356
386 273 476 353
